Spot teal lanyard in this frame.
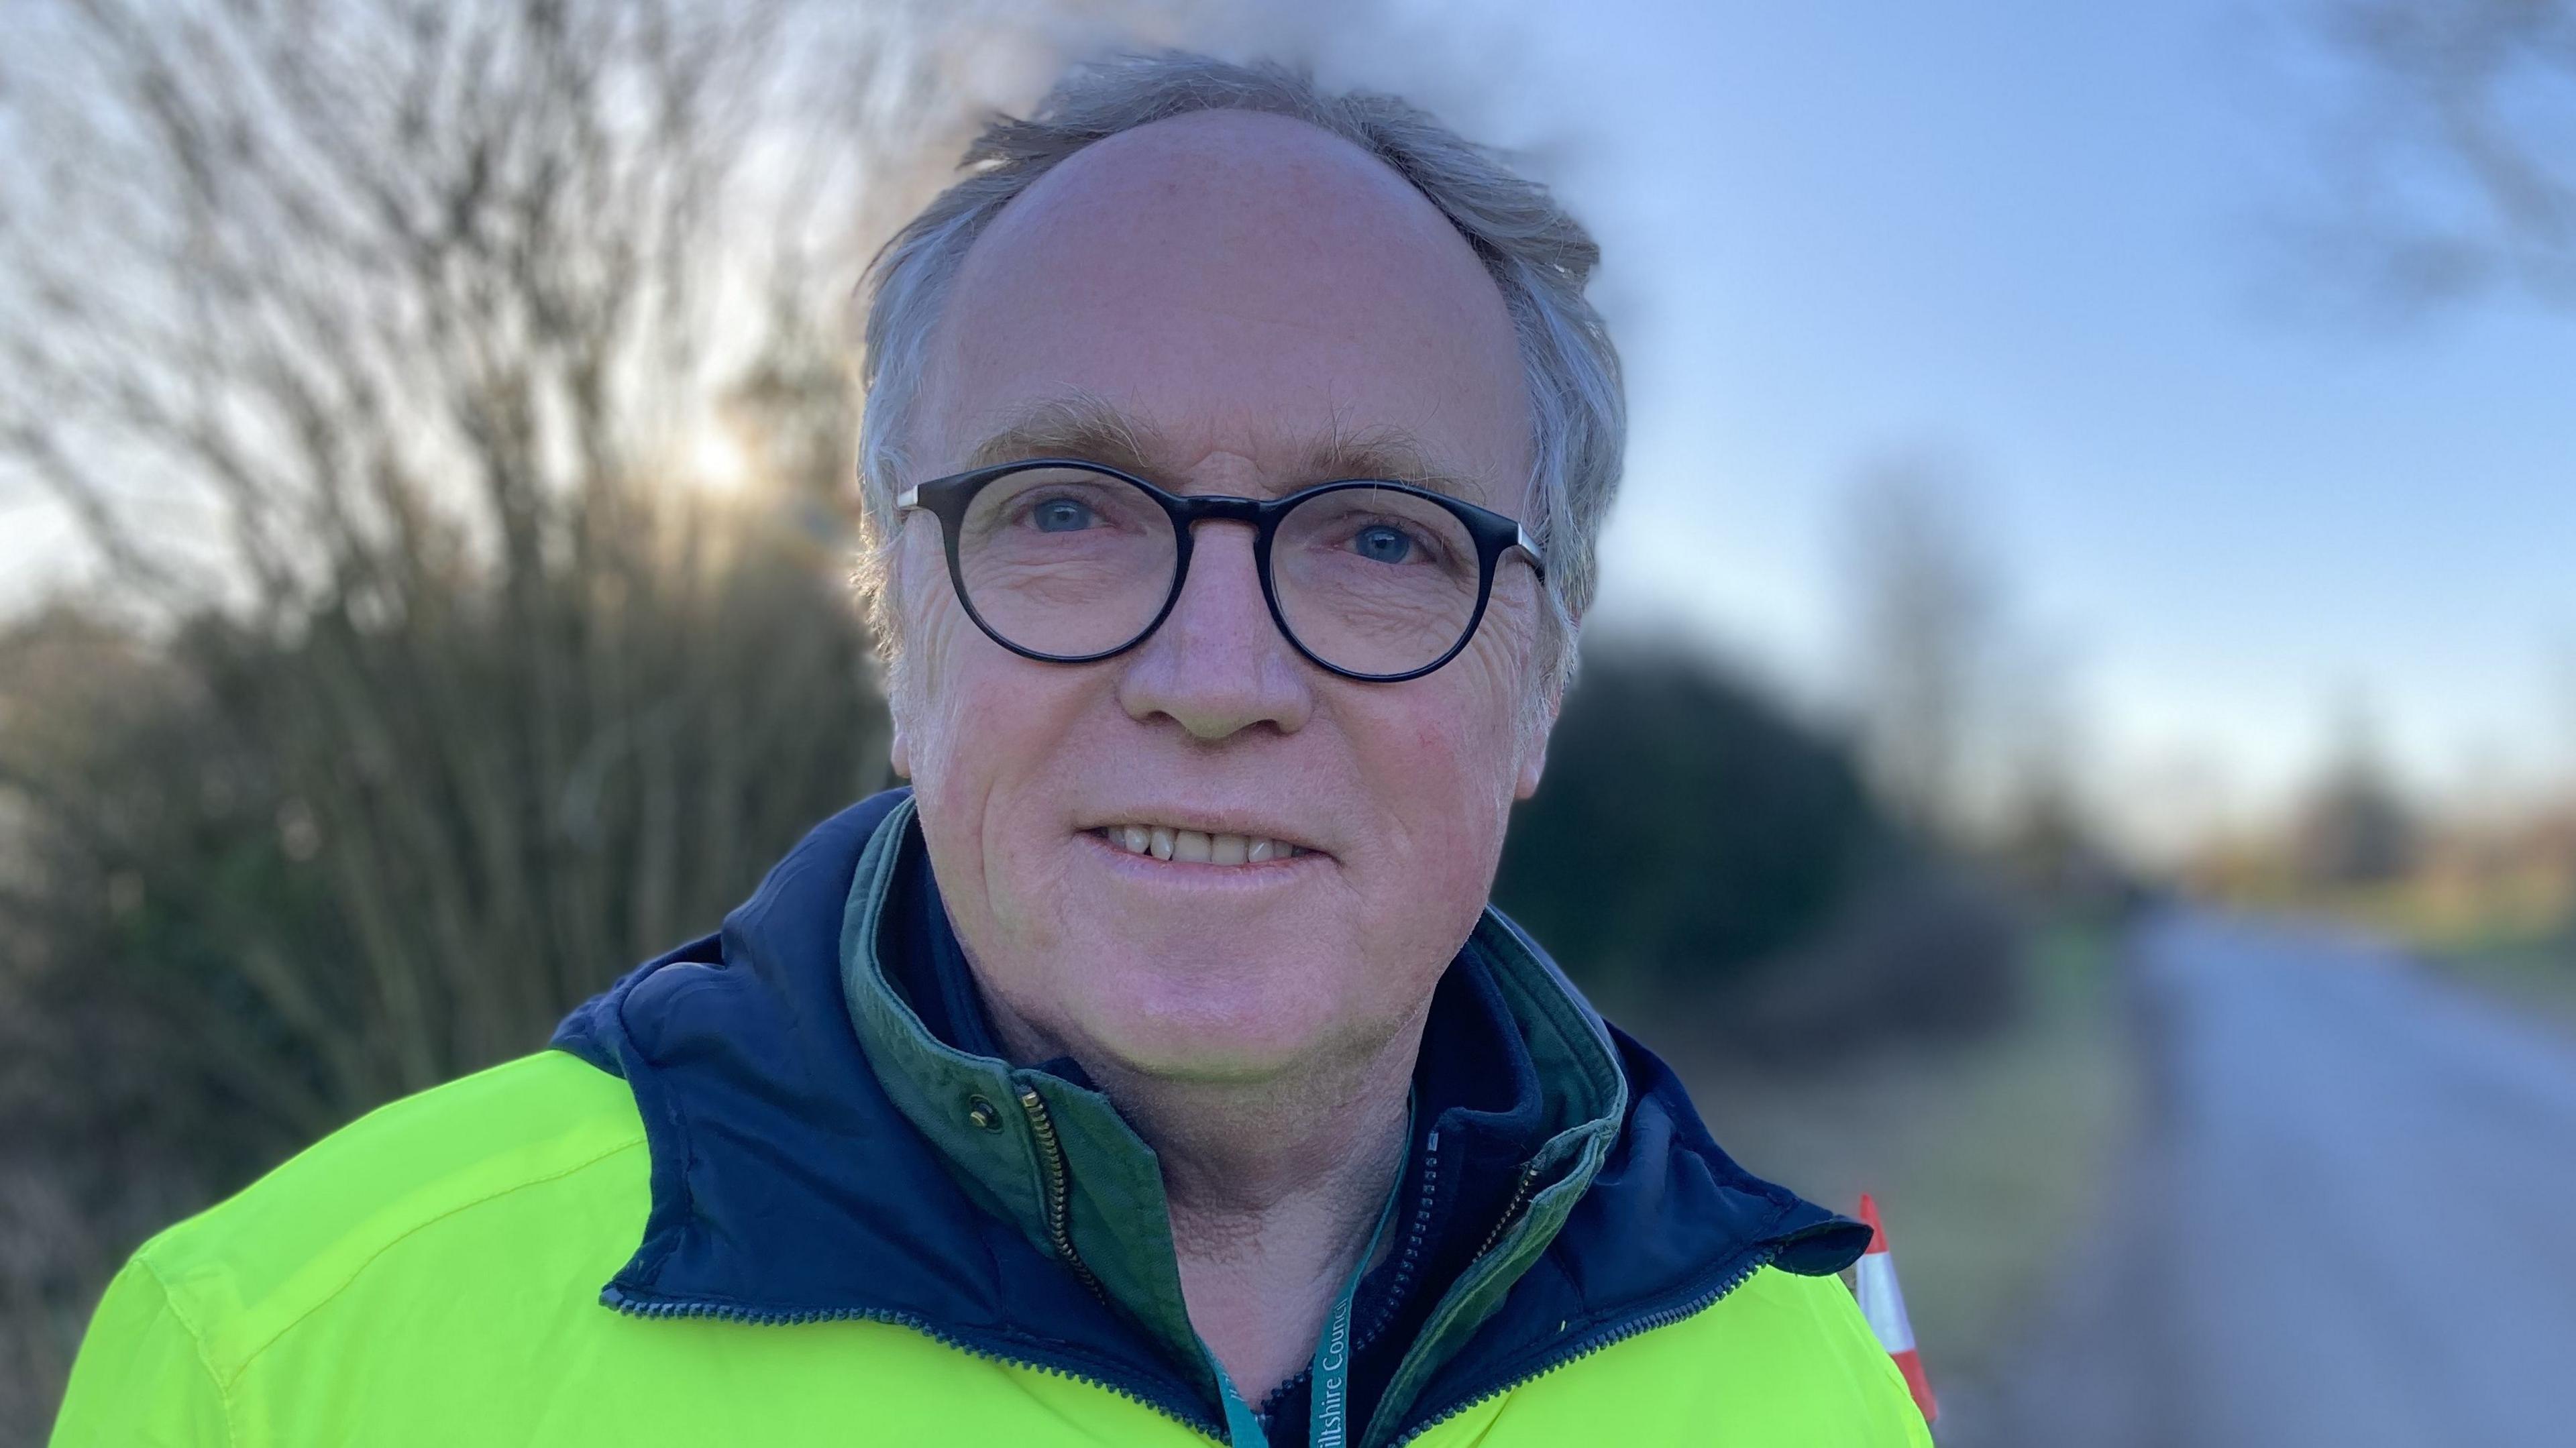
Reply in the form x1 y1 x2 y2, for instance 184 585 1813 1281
1210 1100 1413 1448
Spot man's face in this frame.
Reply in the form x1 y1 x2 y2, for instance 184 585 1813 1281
890 110 1550 1086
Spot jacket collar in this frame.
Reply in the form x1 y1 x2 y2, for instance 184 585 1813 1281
838 795 1214 1396
838 796 1635 1437
552 790 1868 1445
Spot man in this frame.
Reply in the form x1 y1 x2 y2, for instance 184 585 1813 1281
54 52 1930 1447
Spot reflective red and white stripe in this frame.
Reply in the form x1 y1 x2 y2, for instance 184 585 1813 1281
1855 1193 1938 1425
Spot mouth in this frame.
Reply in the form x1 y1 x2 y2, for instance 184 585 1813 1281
1087 821 1322 867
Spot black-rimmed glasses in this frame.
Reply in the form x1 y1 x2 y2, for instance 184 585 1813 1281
895 458 1546 683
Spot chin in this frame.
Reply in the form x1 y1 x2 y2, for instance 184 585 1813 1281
1063 956 1349 1084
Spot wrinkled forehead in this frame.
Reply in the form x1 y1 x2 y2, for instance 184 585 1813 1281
914 109 1534 510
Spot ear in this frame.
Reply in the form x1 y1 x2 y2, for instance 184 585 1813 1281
1512 682 1562 801
881 645 915 781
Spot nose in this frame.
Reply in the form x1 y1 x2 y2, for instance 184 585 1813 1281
1114 520 1316 741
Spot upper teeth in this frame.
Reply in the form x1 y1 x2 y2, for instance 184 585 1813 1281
1104 825 1306 864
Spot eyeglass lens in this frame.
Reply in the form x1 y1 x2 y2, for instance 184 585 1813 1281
952 466 1485 677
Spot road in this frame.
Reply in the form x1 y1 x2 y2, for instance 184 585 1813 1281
1967 908 2576 1448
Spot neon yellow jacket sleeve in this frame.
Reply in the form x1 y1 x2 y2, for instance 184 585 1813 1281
52 1256 233 1447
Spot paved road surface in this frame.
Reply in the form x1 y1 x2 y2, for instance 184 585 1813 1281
1969 908 2576 1447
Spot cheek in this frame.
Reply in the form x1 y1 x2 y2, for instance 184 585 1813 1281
1338 636 1534 956
892 524 1049 803
1395 712 1519 884
1407 597 1541 816
893 543 1066 897
904 663 1110 999
890 526 965 720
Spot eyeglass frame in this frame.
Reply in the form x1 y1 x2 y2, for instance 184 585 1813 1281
893 457 1548 683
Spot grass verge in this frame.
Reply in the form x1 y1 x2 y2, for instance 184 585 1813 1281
1601 920 2135 1394
2432 929 2576 1034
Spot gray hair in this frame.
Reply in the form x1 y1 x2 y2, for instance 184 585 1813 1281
852 51 1624 709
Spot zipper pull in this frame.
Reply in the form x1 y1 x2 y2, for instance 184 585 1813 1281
1472 1158 1545 1264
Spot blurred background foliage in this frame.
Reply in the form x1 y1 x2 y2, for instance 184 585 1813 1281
2 0 2571 1440
1497 641 1884 994
1494 639 2035 1059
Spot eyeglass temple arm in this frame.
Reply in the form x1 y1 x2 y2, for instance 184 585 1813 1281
1515 524 1545 575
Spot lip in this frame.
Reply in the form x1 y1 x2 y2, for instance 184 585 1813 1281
1073 810 1333 861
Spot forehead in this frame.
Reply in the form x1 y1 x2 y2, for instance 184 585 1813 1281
916 109 1533 506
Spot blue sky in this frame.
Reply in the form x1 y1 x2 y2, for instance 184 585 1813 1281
1360 0 2576 850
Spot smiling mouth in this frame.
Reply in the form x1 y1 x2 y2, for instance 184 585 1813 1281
1091 824 1314 866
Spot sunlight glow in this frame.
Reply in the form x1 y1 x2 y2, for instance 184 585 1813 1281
688 423 753 494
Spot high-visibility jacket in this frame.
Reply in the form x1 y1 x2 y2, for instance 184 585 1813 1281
54 791 1932 1447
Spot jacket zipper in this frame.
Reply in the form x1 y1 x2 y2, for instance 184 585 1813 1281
1354 1129 1442 1353
1018 1084 1108 1302
599 1288 1226 1441
1245 1128 1447 1432
607 1218 1782 1448
1385 1242 1783 1447
1467 1158 1542 1265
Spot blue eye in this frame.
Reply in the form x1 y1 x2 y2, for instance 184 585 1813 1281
1030 498 1095 533
1352 524 1415 564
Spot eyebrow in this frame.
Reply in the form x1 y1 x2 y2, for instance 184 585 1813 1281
961 394 1495 506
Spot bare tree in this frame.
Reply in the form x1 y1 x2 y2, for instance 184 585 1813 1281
1843 453 2004 842
0 0 907 1127
2310 0 2576 309
2292 693 2420 887
2554 640 2576 936
2557 639 2576 779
